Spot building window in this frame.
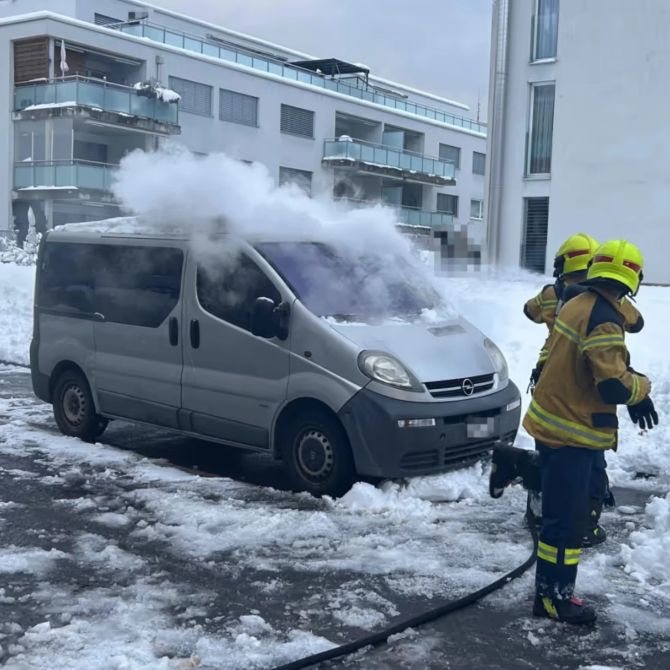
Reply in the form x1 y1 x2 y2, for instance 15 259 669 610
437 194 459 217
528 83 555 175
521 197 549 272
439 144 460 169
94 13 122 25
168 76 212 117
280 104 314 138
279 167 312 196
533 0 559 60
220 89 258 127
473 151 486 176
470 199 484 220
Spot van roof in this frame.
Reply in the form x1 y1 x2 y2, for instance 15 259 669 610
45 217 332 246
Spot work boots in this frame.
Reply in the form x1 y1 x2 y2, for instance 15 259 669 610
489 445 541 498
533 594 597 625
582 524 607 548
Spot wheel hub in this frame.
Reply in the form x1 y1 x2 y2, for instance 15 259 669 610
297 429 334 481
62 385 87 426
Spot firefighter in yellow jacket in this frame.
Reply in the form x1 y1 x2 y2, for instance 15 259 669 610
524 240 658 625
524 233 644 382
524 233 644 548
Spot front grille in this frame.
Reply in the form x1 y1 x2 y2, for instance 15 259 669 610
425 373 495 399
444 430 517 467
399 449 440 470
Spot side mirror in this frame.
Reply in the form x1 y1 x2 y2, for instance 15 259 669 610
251 297 279 338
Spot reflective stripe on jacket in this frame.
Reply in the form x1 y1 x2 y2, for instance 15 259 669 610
524 284 558 332
522 288 650 450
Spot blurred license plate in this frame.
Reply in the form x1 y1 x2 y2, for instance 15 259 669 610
467 417 495 439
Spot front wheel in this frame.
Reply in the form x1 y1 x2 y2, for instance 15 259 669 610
53 369 108 443
281 411 356 498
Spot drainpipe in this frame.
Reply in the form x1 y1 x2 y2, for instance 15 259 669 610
484 0 510 266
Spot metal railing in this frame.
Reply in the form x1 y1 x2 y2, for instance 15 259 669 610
14 75 179 125
336 197 454 229
324 138 456 180
111 21 486 135
14 160 117 191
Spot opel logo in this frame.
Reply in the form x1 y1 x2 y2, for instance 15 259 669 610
462 378 475 396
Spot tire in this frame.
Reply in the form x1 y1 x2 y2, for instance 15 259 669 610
53 369 108 443
281 410 356 498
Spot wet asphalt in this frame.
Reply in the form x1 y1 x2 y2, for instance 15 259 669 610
1 367 669 669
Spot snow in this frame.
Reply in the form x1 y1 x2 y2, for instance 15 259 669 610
621 493 670 596
0 262 34 365
133 81 181 103
21 101 77 110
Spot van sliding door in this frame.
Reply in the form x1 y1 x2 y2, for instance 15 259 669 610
91 243 185 428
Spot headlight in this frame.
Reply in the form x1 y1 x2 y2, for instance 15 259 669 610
358 351 421 390
483 338 509 385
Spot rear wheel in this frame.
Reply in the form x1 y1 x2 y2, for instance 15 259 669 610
53 369 108 443
281 410 356 497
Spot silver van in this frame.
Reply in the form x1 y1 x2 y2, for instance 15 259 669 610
31 226 521 496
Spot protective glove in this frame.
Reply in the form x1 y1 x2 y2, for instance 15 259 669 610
627 396 659 430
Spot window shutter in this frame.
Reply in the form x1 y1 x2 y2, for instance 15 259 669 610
220 89 258 126
169 76 212 116
280 104 314 138
522 197 549 272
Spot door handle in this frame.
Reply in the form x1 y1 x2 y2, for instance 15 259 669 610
169 317 178 346
190 319 200 349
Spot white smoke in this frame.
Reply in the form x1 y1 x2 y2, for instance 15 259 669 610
111 145 455 321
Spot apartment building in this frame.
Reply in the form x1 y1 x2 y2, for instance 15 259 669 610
487 0 670 283
0 0 487 260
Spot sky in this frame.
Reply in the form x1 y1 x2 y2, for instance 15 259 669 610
150 0 493 119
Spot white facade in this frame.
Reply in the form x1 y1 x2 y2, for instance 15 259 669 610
0 0 486 260
486 0 670 284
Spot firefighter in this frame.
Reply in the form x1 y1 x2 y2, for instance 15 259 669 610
523 233 644 548
524 240 657 625
524 233 644 387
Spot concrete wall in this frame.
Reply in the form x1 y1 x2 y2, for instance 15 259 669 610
490 0 670 283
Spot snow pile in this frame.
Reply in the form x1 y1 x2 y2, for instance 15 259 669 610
0 263 34 365
132 81 181 103
0 237 37 266
621 493 670 597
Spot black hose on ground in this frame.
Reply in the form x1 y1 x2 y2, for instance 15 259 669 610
270 514 538 670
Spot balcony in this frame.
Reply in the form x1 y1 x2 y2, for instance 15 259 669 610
335 198 454 231
110 21 486 136
323 139 456 186
14 160 117 193
14 76 180 134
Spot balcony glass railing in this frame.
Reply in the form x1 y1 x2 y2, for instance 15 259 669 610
335 198 454 229
14 76 179 125
14 160 117 191
111 21 486 135
323 139 456 180
398 207 454 228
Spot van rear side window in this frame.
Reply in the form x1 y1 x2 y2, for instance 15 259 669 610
39 242 184 327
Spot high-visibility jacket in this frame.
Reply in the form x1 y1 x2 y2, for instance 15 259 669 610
522 287 650 450
525 280 644 365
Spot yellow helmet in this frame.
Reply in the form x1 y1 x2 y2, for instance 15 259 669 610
554 233 600 277
587 240 644 294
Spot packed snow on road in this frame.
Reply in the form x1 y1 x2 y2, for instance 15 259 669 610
0 152 669 669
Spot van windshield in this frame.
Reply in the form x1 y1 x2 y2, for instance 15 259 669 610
255 242 438 321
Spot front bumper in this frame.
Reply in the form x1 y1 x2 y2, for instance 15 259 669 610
338 382 522 478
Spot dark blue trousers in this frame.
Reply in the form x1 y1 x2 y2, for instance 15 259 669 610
535 442 599 599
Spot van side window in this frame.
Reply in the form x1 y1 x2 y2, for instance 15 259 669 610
95 246 184 327
197 255 280 331
40 242 97 314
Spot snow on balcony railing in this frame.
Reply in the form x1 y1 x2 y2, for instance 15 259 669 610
111 21 486 135
323 138 456 180
14 160 117 191
14 76 179 125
